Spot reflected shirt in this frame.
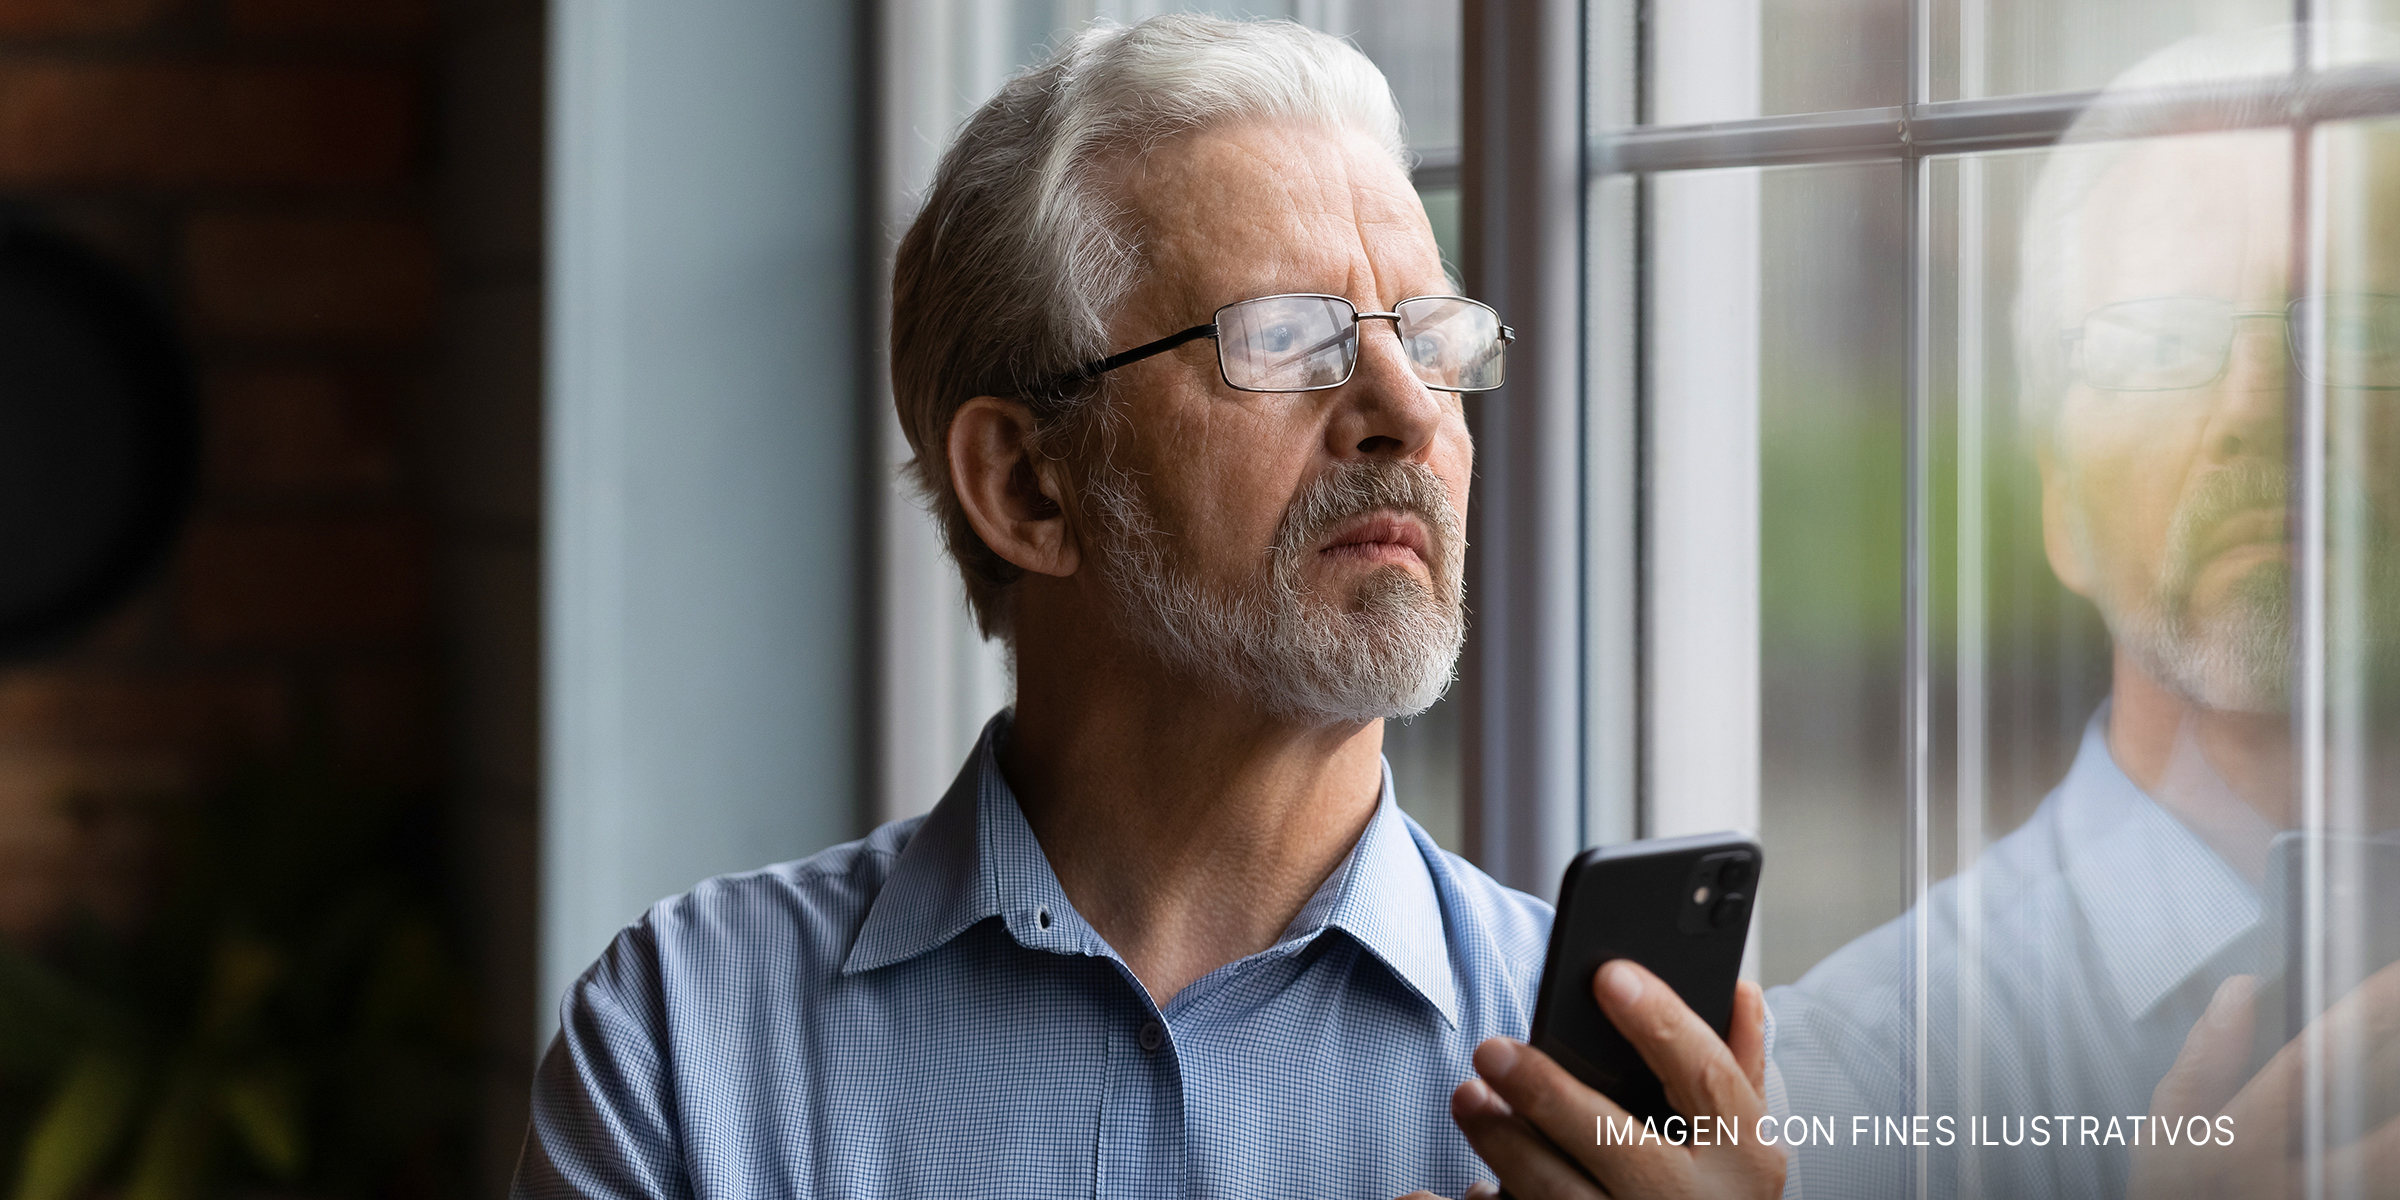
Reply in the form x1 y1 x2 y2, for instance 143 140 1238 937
512 713 1551 1200
1767 709 2270 1200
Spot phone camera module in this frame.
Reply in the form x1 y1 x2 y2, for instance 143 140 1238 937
1718 858 1754 892
1710 891 1749 929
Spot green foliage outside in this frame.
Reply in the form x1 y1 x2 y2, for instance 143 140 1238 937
0 748 477 1200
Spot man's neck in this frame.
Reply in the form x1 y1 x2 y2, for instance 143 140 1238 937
2105 647 2293 828
1001 617 1386 1007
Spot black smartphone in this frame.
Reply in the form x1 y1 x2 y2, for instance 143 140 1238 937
1527 831 1763 1122
2246 831 2400 1071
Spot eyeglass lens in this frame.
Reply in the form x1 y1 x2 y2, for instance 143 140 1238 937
1219 295 1355 391
1214 294 1508 392
2074 294 2400 390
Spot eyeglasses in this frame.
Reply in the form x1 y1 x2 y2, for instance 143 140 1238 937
1044 293 1514 396
2065 294 2400 391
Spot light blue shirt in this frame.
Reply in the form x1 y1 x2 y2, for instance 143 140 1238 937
1768 710 2269 1199
513 713 1552 1199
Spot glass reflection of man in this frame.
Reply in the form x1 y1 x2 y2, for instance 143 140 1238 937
1768 29 2400 1200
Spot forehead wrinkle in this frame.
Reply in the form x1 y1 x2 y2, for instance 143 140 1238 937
1354 177 1443 306
1135 121 1433 321
1277 128 1443 309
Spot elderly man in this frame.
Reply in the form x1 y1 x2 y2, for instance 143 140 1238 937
514 16 1778 1200
1767 30 2400 1200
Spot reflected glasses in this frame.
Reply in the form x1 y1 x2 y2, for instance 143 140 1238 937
1046 293 1514 395
2066 294 2400 391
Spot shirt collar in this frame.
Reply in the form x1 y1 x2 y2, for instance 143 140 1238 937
843 715 1461 1027
1278 758 1460 1027
843 711 1092 974
2055 707 2265 1022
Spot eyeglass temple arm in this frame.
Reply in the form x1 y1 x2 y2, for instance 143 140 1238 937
1042 323 1217 394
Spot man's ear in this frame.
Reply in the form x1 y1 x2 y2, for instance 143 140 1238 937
949 397 1081 579
2036 443 2095 598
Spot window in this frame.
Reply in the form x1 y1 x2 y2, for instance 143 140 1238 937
1598 0 2400 1183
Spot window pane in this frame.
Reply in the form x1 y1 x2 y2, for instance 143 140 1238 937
1331 0 1462 150
1650 0 1908 125
1756 162 1912 986
1941 3 2400 100
1767 112 2400 1200
1644 160 1910 984
1646 1 2400 121
1616 1 2400 1189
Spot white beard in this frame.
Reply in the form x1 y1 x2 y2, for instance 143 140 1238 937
2076 460 2291 713
1084 457 1468 724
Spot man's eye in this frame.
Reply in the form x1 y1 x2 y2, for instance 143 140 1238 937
1262 324 1296 352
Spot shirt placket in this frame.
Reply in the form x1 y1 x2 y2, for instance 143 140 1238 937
1094 982 1185 1199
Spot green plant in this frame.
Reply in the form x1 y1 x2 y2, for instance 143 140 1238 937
0 746 477 1200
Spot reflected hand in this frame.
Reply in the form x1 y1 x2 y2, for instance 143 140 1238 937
2132 963 2400 1199
1446 960 1785 1200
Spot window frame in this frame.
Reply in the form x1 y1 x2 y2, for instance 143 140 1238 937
1542 0 2400 1156
1553 1 2400 850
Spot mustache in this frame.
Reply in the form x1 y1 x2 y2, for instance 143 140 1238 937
1268 459 1465 597
2160 459 2288 596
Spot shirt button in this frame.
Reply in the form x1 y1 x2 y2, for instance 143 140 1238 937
1138 1020 1165 1052
1036 907 1051 929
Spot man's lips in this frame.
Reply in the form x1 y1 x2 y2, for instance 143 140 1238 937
2194 508 2290 563
1317 510 1431 568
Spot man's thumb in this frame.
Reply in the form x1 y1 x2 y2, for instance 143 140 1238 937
2152 974 2261 1118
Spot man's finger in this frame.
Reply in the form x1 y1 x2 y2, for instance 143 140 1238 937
2302 957 2400 1061
1592 959 1769 1125
2153 975 2259 1120
2324 1110 2400 1198
1730 980 1768 1095
1450 1076 1604 1199
2230 958 2400 1141
1471 1038 1689 1199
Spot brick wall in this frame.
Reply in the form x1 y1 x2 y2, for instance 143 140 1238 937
0 0 451 936
0 4 544 1190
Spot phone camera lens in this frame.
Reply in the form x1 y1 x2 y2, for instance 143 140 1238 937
1710 892 1749 929
1718 859 1753 892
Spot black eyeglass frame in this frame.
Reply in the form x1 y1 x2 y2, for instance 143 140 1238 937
1037 292 1516 398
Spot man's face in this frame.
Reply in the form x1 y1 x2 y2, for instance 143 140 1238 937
1071 118 1473 723
2043 128 2400 714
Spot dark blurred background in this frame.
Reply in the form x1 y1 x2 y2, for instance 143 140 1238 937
0 1 542 1195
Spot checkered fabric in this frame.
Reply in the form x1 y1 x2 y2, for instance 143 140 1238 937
1767 708 2270 1200
514 711 1552 1199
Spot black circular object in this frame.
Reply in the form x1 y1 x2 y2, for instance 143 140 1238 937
0 221 198 660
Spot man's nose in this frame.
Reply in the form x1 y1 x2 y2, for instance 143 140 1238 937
2201 313 2289 464
1326 318 1443 460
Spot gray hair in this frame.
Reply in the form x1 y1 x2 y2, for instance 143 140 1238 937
2013 24 2400 443
889 15 1407 641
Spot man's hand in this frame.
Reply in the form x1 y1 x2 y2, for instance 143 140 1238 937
2132 964 2400 1199
1442 960 1786 1200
